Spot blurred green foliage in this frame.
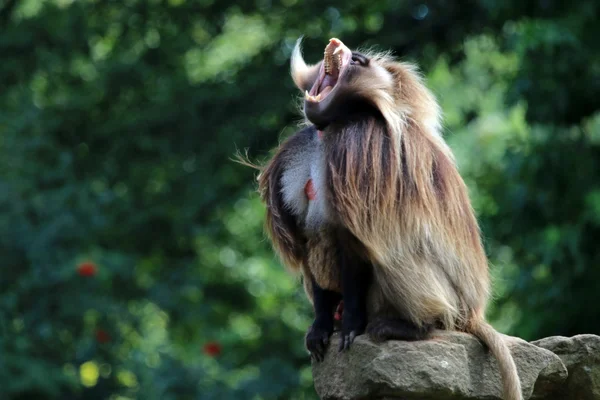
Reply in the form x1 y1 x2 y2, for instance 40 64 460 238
0 0 598 399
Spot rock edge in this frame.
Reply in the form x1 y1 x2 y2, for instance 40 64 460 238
311 331 600 400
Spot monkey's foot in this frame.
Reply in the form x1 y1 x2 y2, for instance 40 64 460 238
366 317 433 342
306 320 334 362
338 312 367 352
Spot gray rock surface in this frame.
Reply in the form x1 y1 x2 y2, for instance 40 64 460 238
533 335 600 400
311 330 595 400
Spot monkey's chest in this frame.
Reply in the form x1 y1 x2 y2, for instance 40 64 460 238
280 131 331 232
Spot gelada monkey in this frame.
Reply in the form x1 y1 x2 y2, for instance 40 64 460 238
252 38 522 400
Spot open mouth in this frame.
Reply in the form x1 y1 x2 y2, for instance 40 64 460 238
305 38 352 103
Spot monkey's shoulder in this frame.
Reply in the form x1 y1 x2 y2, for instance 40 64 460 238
276 125 318 152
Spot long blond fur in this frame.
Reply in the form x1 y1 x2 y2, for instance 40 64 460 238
256 40 522 400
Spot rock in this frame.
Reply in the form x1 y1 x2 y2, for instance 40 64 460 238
532 335 600 400
312 330 568 400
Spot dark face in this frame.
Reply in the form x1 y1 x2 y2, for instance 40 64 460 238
291 38 397 129
302 39 372 127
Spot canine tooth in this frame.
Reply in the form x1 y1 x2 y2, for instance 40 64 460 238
333 47 343 55
316 94 322 101
305 91 319 102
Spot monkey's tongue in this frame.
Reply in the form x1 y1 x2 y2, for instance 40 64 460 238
319 85 333 97
317 73 337 97
309 73 336 97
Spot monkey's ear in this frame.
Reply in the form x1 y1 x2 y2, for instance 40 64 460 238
290 37 321 92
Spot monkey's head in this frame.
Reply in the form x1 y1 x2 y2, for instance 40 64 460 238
291 37 396 129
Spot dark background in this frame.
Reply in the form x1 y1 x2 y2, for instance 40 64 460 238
1 0 599 399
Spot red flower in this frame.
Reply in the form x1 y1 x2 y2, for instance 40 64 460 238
77 261 97 277
95 329 111 344
203 341 222 357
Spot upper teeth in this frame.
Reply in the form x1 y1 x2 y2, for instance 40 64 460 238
324 41 342 75
324 46 343 75
324 50 332 74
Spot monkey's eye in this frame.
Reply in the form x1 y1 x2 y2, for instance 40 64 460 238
350 53 369 66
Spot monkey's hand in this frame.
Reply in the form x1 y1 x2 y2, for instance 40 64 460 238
306 318 334 362
338 310 367 352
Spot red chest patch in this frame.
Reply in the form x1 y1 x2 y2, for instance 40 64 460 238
304 179 317 201
317 130 323 140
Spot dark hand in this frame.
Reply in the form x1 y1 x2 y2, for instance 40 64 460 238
306 318 334 362
338 310 366 352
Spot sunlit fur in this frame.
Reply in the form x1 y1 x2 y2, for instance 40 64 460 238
256 39 522 400
290 37 322 93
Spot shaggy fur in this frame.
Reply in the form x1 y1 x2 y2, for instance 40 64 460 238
254 38 522 400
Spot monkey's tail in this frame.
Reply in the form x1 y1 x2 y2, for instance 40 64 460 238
467 319 522 400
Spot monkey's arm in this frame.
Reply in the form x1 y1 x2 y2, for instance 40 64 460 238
257 127 314 272
305 275 341 361
337 231 371 351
